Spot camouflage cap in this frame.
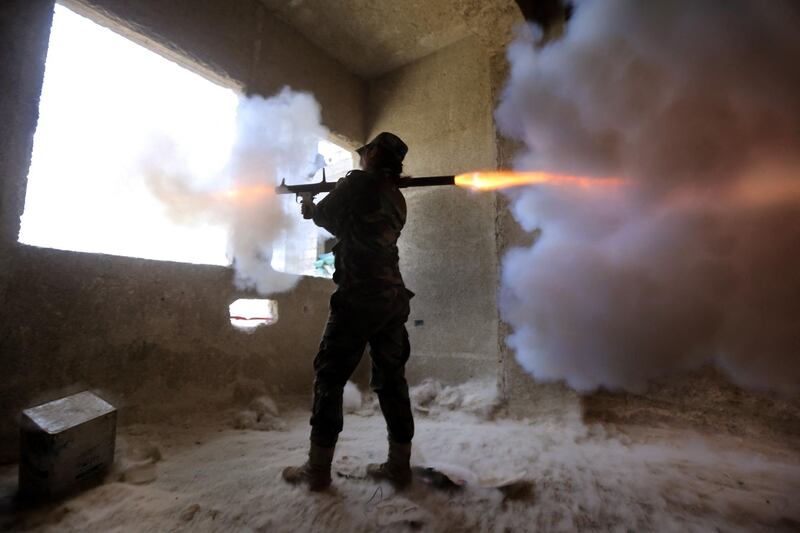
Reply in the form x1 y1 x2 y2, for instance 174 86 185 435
356 132 408 163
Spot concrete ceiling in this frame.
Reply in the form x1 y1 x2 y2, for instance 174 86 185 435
259 0 519 79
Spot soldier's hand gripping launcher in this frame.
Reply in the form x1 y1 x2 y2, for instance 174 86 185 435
276 168 456 204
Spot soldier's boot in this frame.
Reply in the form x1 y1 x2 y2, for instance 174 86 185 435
282 443 335 492
367 441 412 488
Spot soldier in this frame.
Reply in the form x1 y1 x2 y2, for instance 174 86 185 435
282 132 415 491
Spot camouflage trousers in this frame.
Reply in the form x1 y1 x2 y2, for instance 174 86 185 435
310 287 414 448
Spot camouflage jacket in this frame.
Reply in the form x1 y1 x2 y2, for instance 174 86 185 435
312 169 407 294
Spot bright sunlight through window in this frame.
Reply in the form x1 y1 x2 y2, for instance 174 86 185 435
19 5 354 274
19 5 235 265
229 298 278 330
271 140 354 278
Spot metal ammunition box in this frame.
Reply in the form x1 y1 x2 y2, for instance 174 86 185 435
19 391 116 500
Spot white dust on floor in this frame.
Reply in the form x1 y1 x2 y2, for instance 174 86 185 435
4 401 799 533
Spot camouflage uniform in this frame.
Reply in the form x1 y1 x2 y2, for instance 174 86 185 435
308 168 415 448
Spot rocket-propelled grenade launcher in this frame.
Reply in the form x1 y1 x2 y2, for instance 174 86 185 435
275 169 622 204
276 169 455 204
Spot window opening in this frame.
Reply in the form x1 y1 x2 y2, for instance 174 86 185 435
229 299 278 330
270 139 355 278
19 4 237 265
20 4 352 279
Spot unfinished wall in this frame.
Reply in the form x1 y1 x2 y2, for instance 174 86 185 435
367 37 501 385
2 247 331 419
0 0 54 320
485 46 582 417
0 0 366 462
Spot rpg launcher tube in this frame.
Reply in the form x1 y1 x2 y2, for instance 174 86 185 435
398 175 455 189
276 175 456 198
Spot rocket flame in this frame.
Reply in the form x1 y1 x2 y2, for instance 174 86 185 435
454 171 625 191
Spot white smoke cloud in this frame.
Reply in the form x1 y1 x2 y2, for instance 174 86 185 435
496 0 800 394
141 88 328 295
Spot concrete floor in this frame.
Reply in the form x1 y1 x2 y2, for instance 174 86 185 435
2 405 798 532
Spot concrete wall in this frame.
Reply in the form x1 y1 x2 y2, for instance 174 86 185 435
485 49 583 417
367 37 501 385
2 246 332 420
0 2 58 462
0 0 54 317
0 0 365 462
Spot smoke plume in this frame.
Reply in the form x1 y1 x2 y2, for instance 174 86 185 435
142 88 327 294
496 0 800 394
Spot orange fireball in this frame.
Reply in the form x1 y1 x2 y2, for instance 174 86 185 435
454 171 624 191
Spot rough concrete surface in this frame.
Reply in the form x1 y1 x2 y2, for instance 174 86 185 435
259 0 472 79
258 0 527 79
368 36 501 385
0 0 55 310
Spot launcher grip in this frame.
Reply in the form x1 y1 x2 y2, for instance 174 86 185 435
297 191 315 204
299 192 315 219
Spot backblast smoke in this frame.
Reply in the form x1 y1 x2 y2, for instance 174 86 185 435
496 0 800 393
142 88 328 294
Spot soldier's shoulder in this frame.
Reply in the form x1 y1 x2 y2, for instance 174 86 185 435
341 169 381 191
343 169 373 182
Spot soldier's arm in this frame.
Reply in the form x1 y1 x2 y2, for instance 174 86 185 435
310 174 353 236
